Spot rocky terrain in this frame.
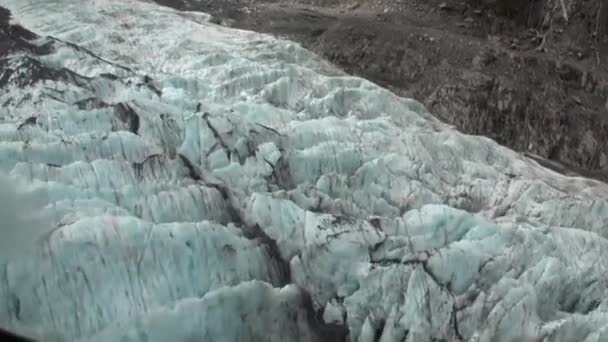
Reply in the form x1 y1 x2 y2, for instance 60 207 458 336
154 0 608 180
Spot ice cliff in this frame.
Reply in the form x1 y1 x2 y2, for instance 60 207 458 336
2 0 608 341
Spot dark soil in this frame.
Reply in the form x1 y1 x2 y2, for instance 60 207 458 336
157 0 608 180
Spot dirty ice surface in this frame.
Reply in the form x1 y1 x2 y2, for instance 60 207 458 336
1 0 608 341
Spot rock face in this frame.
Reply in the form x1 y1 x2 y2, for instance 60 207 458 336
3 0 608 341
426 66 608 181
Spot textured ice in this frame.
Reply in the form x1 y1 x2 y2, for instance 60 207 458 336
2 0 608 341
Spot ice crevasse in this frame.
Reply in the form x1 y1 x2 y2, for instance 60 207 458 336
1 0 608 341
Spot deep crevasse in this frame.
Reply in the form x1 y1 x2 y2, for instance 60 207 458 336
1 0 608 341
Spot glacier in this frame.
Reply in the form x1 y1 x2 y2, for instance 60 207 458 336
2 0 608 341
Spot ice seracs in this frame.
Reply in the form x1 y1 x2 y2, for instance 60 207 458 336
2 0 608 341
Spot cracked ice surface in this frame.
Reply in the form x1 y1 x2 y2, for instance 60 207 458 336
2 0 608 341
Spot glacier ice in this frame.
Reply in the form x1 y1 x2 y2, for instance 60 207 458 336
2 0 608 341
